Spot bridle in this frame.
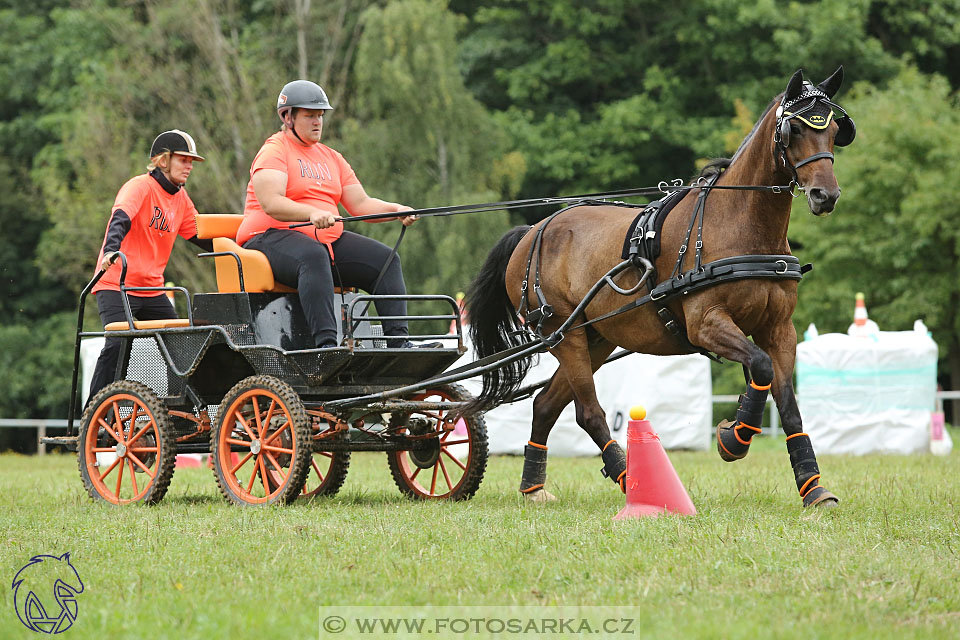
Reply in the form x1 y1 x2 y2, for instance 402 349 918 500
773 84 855 187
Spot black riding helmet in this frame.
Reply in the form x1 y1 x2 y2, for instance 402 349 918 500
276 80 334 121
149 129 204 161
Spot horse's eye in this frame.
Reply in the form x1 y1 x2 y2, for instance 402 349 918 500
790 123 803 136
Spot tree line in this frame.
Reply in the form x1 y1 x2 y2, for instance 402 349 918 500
1 0 959 446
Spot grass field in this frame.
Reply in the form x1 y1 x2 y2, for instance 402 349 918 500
1 437 958 639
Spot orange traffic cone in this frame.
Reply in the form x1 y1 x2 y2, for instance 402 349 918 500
847 292 879 337
614 406 696 519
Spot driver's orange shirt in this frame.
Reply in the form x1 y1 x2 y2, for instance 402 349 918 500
238 132 360 246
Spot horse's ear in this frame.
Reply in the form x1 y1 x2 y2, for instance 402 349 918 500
785 69 804 101
818 66 844 98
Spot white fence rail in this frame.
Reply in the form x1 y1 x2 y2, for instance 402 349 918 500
4 391 956 454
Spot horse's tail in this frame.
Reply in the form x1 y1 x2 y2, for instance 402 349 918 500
464 225 534 413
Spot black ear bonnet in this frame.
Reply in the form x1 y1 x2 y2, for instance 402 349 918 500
776 81 855 148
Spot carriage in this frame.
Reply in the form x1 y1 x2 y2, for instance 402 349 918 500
42 214 489 506
45 67 854 509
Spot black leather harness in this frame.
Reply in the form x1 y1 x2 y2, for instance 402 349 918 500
517 177 811 358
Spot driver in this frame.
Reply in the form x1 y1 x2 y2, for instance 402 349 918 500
238 79 437 349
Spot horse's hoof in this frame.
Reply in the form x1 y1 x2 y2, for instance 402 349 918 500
802 486 839 508
524 488 557 504
715 420 747 462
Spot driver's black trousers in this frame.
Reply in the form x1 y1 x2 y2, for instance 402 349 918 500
243 229 409 348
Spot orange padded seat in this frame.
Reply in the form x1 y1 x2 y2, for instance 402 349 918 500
196 213 294 294
196 213 355 296
104 319 191 331
210 237 296 294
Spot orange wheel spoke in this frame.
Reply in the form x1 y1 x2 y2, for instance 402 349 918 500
115 455 125 497
123 404 140 437
441 438 470 446
225 438 253 448
245 457 259 493
235 412 257 441
127 447 157 454
317 451 333 459
263 421 290 446
262 399 277 433
230 451 254 475
264 452 287 484
257 456 271 494
127 421 153 448
111 401 125 442
441 448 467 471
430 461 439 495
98 456 122 482
409 463 422 481
252 396 264 437
92 447 115 453
263 444 293 455
98 418 121 443
128 452 155 477
127 459 139 496
438 456 453 492
311 458 325 483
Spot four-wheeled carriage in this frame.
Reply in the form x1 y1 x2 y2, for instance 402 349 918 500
46 214 489 506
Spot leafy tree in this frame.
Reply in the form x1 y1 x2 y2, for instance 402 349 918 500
451 0 944 216
338 0 518 302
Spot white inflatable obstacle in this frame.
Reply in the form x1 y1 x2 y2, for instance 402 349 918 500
796 323 939 455
454 339 712 455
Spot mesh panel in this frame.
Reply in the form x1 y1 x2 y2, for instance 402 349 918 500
157 332 212 375
354 323 387 349
241 347 351 385
124 338 175 396
223 324 256 346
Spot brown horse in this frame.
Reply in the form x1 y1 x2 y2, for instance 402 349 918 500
466 68 856 507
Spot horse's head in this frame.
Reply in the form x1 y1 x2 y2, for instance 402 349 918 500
773 66 856 216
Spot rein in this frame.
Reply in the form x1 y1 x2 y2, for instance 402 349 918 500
286 181 796 230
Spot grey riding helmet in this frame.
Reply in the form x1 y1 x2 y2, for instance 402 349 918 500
149 129 205 161
276 80 334 121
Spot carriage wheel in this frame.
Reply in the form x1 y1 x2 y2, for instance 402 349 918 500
387 384 488 500
211 376 311 506
300 449 351 498
77 381 176 505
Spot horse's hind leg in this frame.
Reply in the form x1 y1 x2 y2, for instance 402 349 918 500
521 334 619 501
755 321 838 508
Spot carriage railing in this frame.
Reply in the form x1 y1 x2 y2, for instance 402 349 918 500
342 294 464 351
67 252 195 435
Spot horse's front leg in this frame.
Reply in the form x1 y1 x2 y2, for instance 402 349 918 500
688 306 775 462
756 322 839 508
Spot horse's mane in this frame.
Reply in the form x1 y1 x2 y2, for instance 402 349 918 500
697 94 781 181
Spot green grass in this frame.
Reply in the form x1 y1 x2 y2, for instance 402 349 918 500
1 443 958 639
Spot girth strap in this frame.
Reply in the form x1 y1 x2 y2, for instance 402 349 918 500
569 255 807 336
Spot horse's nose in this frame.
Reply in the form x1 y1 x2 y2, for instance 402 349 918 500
809 187 840 212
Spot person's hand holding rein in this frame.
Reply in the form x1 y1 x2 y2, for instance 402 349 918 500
309 209 338 229
398 206 417 226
